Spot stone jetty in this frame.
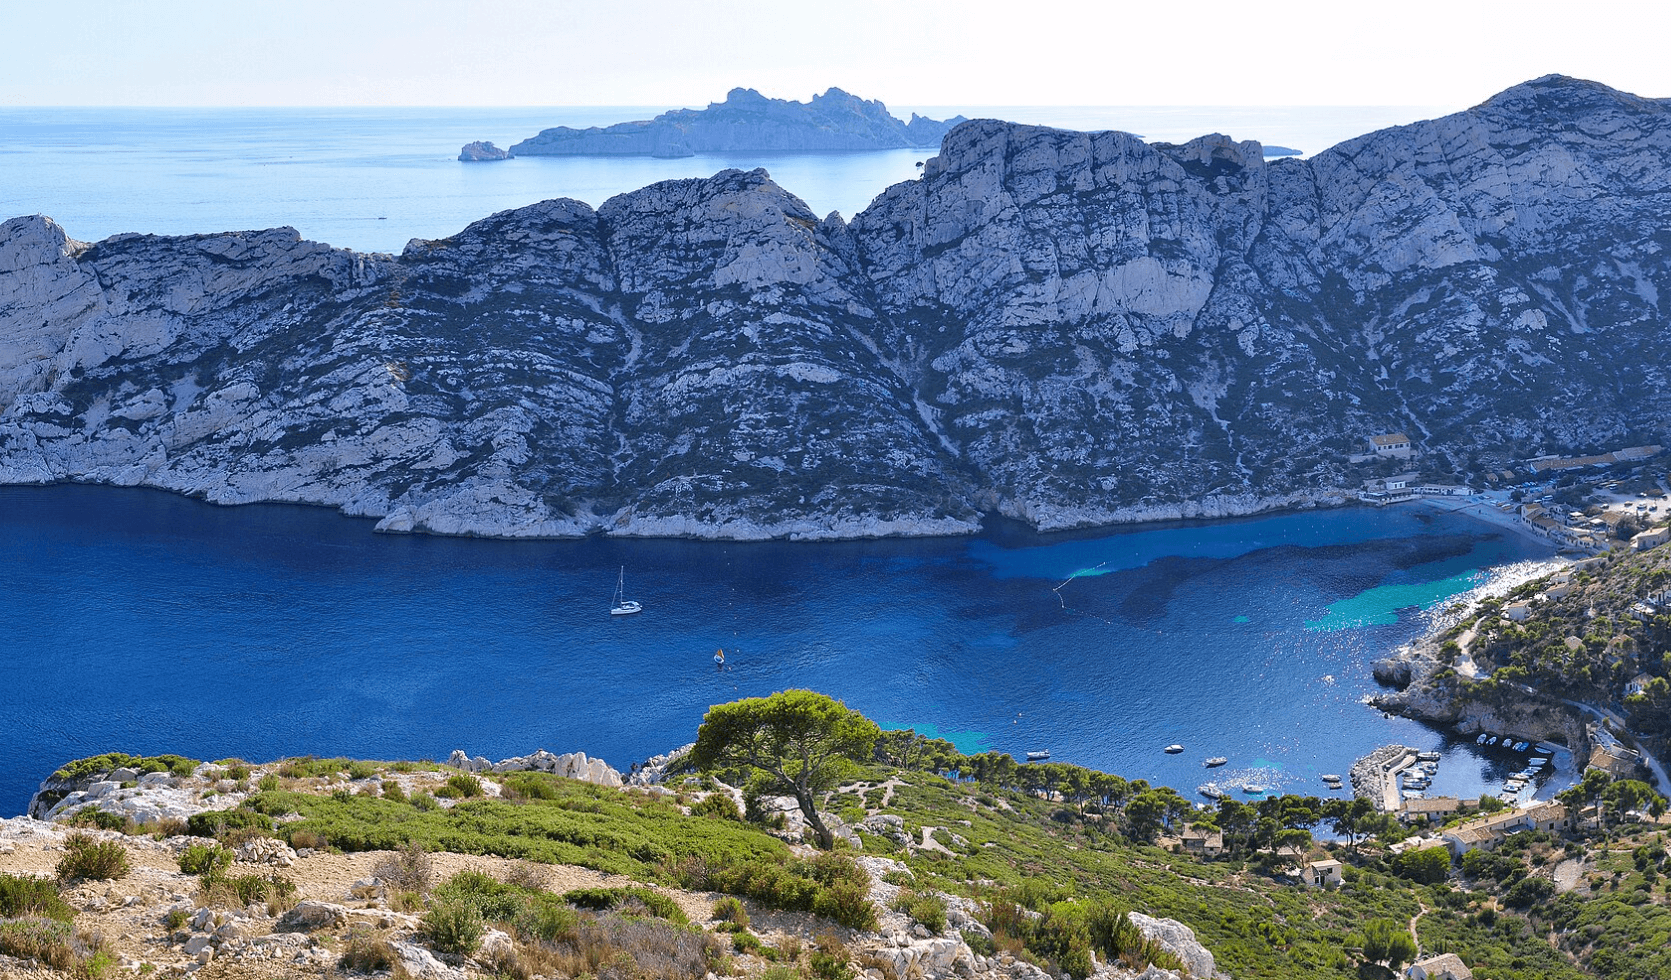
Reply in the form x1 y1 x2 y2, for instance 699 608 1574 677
1349 744 1418 812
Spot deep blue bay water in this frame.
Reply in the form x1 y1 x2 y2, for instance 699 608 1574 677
1 486 1560 816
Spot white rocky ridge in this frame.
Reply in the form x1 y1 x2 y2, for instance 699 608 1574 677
3 75 1669 540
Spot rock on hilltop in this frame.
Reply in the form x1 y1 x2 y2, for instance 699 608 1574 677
2 75 1670 540
507 86 966 156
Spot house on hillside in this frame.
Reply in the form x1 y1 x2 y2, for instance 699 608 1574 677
1631 526 1670 551
1179 827 1225 858
1369 433 1414 458
1627 672 1656 696
1407 952 1473 980
1441 802 1568 856
1504 601 1533 622
1302 859 1343 888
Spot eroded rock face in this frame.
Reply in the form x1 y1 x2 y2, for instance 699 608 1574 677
3 75 1670 540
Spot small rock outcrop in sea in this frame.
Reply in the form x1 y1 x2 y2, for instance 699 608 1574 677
4 75 1671 540
457 141 511 162
507 87 965 156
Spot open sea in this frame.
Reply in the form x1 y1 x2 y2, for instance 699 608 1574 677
0 104 1447 253
3 102 1553 818
0 485 1562 816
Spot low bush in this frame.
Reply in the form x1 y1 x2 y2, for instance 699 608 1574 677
178 843 233 878
372 842 433 895
711 896 749 928
436 774 484 799
337 924 398 973
0 874 76 922
204 872 298 914
422 900 485 955
893 891 947 933
564 887 688 925
68 807 130 833
346 761 379 781
501 772 562 802
691 793 743 821
381 781 407 802
185 808 273 839
56 833 130 882
0 917 116 977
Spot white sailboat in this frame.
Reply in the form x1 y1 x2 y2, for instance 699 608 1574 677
610 567 642 616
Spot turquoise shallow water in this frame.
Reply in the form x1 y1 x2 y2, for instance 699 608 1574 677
0 486 1561 815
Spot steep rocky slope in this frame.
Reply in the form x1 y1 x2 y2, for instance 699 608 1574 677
3 75 1669 539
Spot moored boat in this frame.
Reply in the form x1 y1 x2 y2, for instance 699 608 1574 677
1026 750 1050 761
609 566 642 616
1204 756 1228 767
1164 744 1185 754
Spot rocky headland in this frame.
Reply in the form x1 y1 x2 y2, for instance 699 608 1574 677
503 87 966 157
4 75 1671 540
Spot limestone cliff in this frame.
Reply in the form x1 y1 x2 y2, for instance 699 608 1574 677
2 75 1670 539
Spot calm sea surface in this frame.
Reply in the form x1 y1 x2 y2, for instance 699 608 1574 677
6 104 1536 817
1 486 1559 815
0 105 1445 253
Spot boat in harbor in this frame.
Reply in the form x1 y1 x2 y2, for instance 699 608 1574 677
1204 757 1228 767
1321 774 1342 784
1197 783 1225 799
1486 735 1498 745
610 566 642 616
1241 784 1267 795
1476 733 1488 744
1026 750 1050 761
1164 744 1184 754
1416 751 1441 762
1513 740 1529 751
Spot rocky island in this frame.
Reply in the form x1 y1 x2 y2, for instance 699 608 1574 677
499 87 966 158
3 75 1671 540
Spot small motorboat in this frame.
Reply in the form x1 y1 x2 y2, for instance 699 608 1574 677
1241 784 1267 795
1514 741 1529 751
1417 751 1442 762
1320 774 1342 783
1476 733 1488 745
1204 757 1228 768
1486 736 1498 746
1198 783 1225 800
1026 750 1050 762
1164 744 1185 754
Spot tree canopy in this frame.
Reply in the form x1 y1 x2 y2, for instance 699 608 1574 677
689 690 880 849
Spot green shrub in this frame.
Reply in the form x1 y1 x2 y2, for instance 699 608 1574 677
56 833 130 881
178 843 233 878
163 908 189 931
434 869 527 923
501 772 562 801
410 791 440 811
513 899 580 944
691 793 743 821
564 886 688 925
347 761 379 781
0 874 75 922
733 929 765 955
712 895 750 928
337 924 398 972
894 891 948 933
206 872 297 914
0 917 78 972
422 900 485 955
185 808 273 839
442 774 484 798
382 781 408 802
68 807 129 833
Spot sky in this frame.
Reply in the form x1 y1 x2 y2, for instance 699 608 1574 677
4 0 1669 109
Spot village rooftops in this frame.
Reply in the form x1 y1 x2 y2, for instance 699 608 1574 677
1441 801 1568 854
